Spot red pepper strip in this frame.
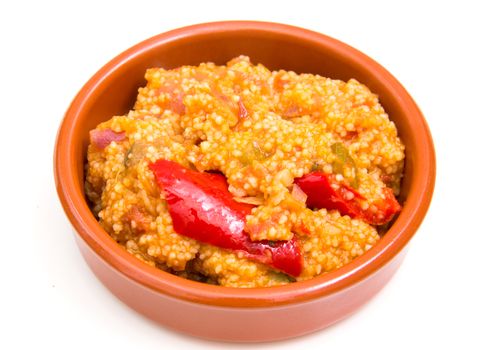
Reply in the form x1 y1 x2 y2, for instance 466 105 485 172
294 172 401 225
150 160 303 276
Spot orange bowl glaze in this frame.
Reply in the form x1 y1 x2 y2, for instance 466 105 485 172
54 21 435 342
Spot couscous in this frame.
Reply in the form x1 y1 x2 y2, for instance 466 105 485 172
85 56 405 288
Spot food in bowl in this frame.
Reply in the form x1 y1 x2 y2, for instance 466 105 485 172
85 55 405 288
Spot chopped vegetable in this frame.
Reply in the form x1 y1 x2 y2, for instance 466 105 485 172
237 98 249 121
269 270 296 283
125 205 151 234
331 142 359 188
233 196 265 205
90 129 126 149
230 97 250 131
124 142 147 168
311 162 321 171
169 93 185 115
239 139 271 165
156 82 185 115
295 172 401 225
150 159 303 276
291 184 307 203
364 188 402 226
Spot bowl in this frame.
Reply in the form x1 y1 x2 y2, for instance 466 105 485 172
54 21 435 342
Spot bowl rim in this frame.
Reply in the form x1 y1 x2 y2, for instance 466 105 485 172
54 21 436 308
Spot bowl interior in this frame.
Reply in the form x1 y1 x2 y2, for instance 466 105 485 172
59 22 434 306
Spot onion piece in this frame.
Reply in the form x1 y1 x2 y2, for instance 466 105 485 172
233 196 264 206
90 129 126 149
291 183 307 203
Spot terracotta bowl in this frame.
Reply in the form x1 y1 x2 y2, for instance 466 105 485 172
54 21 435 342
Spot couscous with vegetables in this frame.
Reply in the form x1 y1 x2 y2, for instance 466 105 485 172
85 56 405 288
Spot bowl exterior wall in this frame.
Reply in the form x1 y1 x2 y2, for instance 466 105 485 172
75 233 406 342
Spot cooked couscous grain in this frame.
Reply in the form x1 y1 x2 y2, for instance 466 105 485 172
85 56 404 287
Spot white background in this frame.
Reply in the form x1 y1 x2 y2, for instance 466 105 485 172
1 0 489 349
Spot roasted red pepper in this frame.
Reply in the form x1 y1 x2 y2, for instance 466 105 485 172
295 172 401 225
150 159 302 276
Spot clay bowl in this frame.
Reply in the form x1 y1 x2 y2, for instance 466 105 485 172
54 21 435 342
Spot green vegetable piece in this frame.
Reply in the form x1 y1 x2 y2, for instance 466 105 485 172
331 142 359 188
124 143 134 168
238 138 271 165
311 161 321 171
269 270 296 283
124 142 147 168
